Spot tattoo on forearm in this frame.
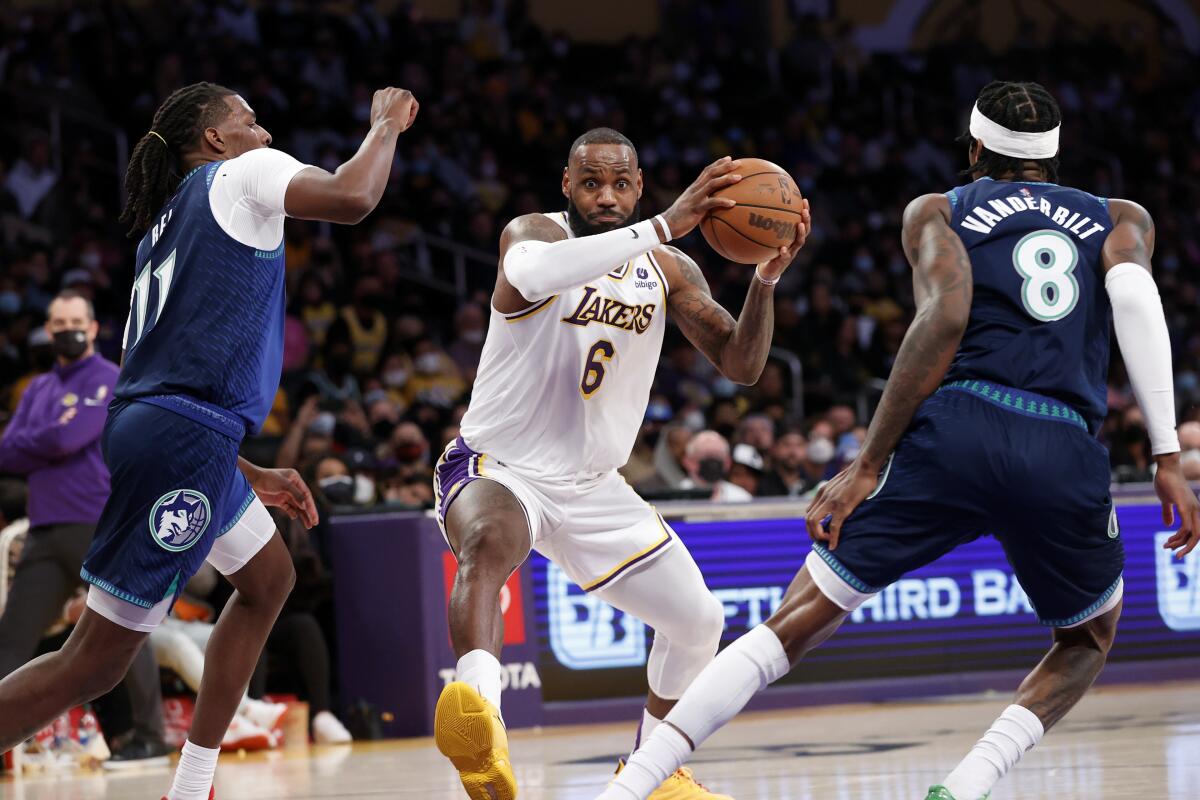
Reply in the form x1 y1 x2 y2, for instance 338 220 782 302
668 251 774 382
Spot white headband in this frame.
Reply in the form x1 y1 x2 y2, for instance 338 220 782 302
969 103 1060 160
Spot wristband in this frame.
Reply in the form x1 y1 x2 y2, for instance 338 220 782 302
654 214 673 242
755 267 780 286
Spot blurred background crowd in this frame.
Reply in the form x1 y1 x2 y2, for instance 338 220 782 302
2 0 1200 521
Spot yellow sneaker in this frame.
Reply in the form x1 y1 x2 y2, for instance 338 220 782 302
434 682 517 800
613 759 734 799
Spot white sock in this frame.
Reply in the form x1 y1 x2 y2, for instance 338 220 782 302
943 704 1045 800
605 625 790 799
599 724 691 800
167 739 219 800
456 649 502 710
633 707 662 752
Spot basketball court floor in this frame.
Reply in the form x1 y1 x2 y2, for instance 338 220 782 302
2 681 1196 799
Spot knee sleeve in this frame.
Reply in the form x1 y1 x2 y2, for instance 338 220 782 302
646 590 725 699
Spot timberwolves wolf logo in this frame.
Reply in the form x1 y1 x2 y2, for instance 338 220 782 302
149 489 212 552
1155 532 1200 631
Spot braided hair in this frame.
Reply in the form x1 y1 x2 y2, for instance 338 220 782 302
961 81 1062 183
119 82 237 236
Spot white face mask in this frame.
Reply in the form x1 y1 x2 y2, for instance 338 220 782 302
383 368 409 388
415 353 441 374
807 437 835 465
354 474 376 505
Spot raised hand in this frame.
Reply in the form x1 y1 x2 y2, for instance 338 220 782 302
371 88 419 133
661 157 744 239
757 197 811 283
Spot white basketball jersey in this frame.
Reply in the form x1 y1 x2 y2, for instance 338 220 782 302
459 212 670 478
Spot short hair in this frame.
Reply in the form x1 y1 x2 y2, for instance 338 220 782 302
961 81 1062 182
49 289 95 322
568 127 638 162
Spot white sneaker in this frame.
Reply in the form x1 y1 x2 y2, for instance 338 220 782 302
311 711 352 745
240 698 289 731
221 715 277 751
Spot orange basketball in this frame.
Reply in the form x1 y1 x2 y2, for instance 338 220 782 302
700 157 804 264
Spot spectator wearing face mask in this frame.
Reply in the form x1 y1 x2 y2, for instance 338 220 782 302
378 352 414 406
404 339 465 408
313 454 356 508
1111 406 1153 483
681 430 752 503
802 420 838 484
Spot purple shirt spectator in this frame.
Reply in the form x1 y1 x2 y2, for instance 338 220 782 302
0 354 118 526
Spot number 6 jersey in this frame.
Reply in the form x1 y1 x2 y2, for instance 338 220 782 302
943 177 1113 433
459 212 670 479
115 148 309 436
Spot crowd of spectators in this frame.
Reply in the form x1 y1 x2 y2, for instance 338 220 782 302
2 0 1200 525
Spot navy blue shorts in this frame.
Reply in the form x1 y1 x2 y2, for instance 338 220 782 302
81 399 259 610
813 381 1124 627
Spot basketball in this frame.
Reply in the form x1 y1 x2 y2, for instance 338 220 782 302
700 157 804 264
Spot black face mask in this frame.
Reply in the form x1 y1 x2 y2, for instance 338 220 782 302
318 475 355 505
52 330 88 361
697 457 726 484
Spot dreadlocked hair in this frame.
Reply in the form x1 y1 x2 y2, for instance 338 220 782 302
959 80 1062 183
120 82 237 237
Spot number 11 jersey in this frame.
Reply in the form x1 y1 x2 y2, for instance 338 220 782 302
115 148 308 436
944 177 1113 433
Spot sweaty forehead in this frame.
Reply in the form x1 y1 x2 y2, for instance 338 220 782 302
570 143 637 173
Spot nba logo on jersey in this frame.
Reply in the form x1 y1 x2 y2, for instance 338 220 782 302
150 489 211 552
546 563 646 669
1155 532 1200 631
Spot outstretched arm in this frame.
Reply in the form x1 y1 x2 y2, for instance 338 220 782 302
806 193 972 547
283 88 419 224
1103 198 1199 556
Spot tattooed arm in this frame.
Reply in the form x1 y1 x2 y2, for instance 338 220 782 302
660 198 811 384
660 247 770 385
806 193 971 548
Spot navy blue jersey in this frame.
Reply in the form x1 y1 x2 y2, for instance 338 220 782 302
944 177 1112 432
116 162 286 435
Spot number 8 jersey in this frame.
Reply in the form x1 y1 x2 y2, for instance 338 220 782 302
459 212 669 479
115 148 308 436
944 177 1113 433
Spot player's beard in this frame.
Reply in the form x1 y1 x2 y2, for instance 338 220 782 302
566 196 641 237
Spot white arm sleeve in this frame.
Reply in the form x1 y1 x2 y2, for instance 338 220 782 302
1106 262 1179 455
503 216 671 302
208 148 311 251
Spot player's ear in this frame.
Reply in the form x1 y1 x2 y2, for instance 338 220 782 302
204 125 228 155
636 168 644 199
968 138 983 166
561 166 570 198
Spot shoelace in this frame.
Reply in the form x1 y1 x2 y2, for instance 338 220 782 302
672 767 708 789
